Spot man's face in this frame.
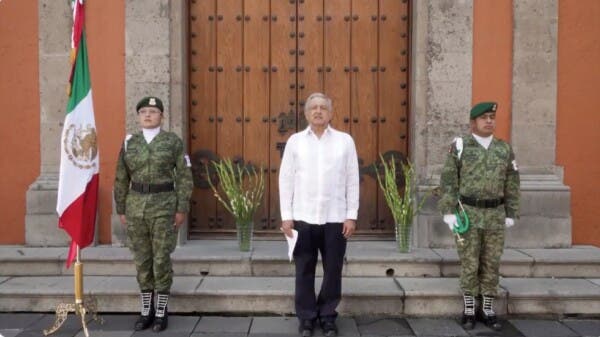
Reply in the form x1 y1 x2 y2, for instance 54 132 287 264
137 107 163 129
470 112 496 137
304 97 332 128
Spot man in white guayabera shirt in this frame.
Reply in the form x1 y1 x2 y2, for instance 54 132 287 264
279 92 360 337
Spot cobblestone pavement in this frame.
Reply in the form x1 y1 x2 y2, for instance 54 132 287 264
1 314 599 337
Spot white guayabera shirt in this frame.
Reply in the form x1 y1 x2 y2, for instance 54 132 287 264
279 125 360 225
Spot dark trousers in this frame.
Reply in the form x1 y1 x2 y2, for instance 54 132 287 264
293 221 347 322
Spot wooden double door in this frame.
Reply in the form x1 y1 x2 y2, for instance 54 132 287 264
188 0 410 238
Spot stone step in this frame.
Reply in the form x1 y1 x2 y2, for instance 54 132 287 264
2 242 600 278
1 275 600 316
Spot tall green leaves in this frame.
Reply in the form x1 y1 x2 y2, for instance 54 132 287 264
375 155 428 226
375 155 429 252
207 158 265 225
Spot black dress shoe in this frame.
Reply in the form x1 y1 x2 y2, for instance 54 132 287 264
298 319 314 337
321 320 338 337
461 314 476 330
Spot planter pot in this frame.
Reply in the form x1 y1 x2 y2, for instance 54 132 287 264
395 223 412 253
236 221 254 252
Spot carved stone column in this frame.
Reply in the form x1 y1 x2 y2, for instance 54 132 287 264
507 0 571 247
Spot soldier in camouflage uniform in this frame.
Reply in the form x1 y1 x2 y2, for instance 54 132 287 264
114 96 193 332
438 102 520 331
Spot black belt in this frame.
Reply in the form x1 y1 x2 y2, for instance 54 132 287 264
131 182 174 194
460 195 504 208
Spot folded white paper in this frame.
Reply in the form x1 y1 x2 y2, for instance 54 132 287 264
285 229 298 262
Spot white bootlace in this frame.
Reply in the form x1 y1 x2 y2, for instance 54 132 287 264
463 294 475 315
155 293 169 318
140 292 152 316
482 295 496 316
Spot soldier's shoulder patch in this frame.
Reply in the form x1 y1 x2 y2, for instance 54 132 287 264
512 159 519 171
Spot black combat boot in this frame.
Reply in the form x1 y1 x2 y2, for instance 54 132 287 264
478 295 502 331
152 292 169 332
134 290 154 330
461 293 476 330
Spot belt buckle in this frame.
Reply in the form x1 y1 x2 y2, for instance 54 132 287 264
142 184 150 193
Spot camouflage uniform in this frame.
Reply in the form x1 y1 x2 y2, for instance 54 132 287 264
114 131 193 293
438 135 520 296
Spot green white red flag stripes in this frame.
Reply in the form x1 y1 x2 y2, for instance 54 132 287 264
56 0 99 269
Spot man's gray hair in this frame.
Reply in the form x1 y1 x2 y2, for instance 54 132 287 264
304 92 332 114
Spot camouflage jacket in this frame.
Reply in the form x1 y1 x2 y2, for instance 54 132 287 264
438 135 520 230
114 131 193 219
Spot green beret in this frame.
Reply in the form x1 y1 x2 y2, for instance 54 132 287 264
470 102 497 119
136 96 164 112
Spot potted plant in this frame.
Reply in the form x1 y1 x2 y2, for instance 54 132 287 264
207 158 265 251
375 154 428 253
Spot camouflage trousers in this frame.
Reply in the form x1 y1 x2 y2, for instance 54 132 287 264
456 227 504 296
126 215 178 293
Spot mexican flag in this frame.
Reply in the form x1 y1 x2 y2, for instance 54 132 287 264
56 0 98 269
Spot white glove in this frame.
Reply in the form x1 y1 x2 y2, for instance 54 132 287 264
443 214 457 231
505 218 515 228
